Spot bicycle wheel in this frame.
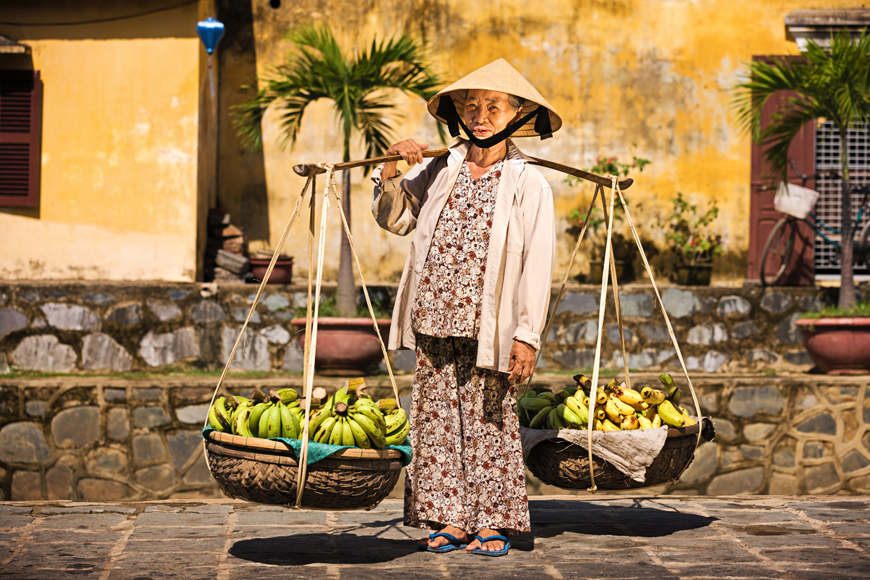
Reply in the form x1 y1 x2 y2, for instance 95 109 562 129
859 221 870 265
760 217 796 286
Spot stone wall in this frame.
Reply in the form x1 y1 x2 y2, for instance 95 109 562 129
1 281 859 376
0 282 320 375
539 284 863 374
525 375 870 497
0 375 868 501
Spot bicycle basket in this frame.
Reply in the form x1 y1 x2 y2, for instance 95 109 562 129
774 181 819 219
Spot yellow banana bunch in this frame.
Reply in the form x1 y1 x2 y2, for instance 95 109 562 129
641 386 666 405
384 407 409 446
657 400 686 428
621 414 639 430
637 414 653 429
612 383 643 407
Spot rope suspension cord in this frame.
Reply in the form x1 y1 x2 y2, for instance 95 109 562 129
586 177 620 492
295 166 333 507
202 174 315 472
599 191 632 391
520 184 602 398
294 165 404 507
613 185 704 456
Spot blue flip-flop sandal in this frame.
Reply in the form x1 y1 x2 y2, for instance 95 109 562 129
470 534 510 557
422 532 468 553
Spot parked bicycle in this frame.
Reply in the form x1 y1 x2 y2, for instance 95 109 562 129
760 159 870 286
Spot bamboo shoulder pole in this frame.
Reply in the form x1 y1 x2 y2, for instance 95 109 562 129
293 149 634 190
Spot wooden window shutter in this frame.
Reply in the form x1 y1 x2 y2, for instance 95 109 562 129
0 69 41 207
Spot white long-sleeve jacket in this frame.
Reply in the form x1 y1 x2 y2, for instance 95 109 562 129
371 138 555 373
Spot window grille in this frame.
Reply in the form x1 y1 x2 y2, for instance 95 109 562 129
813 120 870 280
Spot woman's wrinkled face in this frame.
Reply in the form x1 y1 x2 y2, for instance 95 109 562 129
463 90 522 140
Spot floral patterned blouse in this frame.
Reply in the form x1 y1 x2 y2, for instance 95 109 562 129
411 159 504 338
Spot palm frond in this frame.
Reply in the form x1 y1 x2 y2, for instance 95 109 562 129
357 95 396 174
233 22 442 161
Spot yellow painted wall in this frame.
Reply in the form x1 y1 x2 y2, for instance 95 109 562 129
242 0 860 285
0 13 200 281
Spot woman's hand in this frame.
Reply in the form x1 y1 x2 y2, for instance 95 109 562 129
380 139 429 180
507 340 536 384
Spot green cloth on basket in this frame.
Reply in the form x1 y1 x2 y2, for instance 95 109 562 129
202 427 412 467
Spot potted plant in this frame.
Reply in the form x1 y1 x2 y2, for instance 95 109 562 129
232 24 439 371
653 193 721 286
565 156 650 283
734 30 870 373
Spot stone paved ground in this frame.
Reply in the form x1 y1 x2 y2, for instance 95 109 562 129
1 497 869 579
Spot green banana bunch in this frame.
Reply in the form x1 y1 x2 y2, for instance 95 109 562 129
270 388 298 404
207 397 233 432
658 373 682 406
529 404 555 428
278 401 300 439
232 405 255 437
519 392 556 411
350 409 386 448
314 416 338 443
249 401 272 435
564 394 589 426
230 396 255 430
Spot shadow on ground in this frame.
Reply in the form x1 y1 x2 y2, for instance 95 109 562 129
228 501 716 566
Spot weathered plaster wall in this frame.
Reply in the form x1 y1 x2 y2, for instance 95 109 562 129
0 3 201 281
239 0 861 284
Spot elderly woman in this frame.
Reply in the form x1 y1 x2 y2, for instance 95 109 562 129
371 59 560 557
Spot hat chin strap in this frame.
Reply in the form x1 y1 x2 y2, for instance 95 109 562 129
435 95 553 149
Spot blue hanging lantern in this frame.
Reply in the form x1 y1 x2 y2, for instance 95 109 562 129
197 17 225 97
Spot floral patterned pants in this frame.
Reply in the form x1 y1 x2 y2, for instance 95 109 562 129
403 335 531 535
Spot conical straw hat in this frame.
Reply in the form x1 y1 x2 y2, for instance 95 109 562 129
427 58 562 138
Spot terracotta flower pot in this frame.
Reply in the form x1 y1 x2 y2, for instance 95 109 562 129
583 260 626 284
794 317 870 375
250 258 293 284
676 264 713 286
290 317 392 375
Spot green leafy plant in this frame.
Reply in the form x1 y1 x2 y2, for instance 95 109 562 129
732 30 870 309
654 193 722 267
799 301 870 320
233 24 441 317
564 155 650 188
564 156 650 265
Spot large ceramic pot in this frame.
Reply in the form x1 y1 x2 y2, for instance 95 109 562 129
250 258 294 284
290 317 392 375
794 317 870 375
676 264 713 286
584 260 626 284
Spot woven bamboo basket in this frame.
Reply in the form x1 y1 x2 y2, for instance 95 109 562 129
204 431 403 510
524 422 711 490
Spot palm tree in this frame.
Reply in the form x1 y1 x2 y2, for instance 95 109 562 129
733 30 870 309
233 24 440 316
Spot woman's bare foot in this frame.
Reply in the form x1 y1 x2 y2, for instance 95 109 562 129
465 528 505 552
417 525 470 550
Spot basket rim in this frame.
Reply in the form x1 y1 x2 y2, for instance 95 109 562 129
205 430 403 459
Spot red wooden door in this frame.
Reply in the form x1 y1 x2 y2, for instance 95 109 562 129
747 56 815 285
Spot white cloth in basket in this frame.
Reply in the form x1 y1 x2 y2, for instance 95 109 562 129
520 425 669 483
